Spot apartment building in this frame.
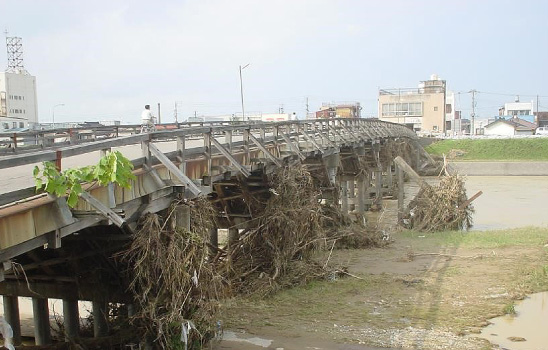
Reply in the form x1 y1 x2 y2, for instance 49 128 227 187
378 75 451 134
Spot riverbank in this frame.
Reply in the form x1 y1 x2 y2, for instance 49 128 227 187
221 222 548 349
447 161 548 176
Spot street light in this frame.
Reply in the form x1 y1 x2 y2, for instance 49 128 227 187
239 64 250 121
52 103 65 128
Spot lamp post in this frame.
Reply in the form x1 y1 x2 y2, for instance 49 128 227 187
52 103 65 128
239 64 250 121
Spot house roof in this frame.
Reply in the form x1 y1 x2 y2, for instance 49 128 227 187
484 117 536 131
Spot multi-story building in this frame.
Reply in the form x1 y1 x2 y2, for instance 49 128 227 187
498 98 535 123
316 102 361 119
378 75 453 134
0 36 38 131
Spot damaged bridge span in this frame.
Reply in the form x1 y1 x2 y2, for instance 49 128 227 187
0 118 426 346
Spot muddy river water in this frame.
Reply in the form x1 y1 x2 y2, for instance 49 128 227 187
2 175 548 349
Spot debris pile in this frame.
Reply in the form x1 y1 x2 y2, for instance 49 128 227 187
224 165 328 295
404 174 474 232
122 198 223 349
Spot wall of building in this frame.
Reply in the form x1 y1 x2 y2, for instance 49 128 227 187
378 92 445 133
484 122 515 136
0 72 38 127
503 101 534 116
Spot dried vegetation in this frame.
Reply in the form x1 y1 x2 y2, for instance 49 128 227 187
120 164 385 349
403 174 474 232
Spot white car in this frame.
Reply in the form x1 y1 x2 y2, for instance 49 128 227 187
536 126 548 135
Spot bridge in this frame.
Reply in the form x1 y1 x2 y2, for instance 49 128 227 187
0 118 427 346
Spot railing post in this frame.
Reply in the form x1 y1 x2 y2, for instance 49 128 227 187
177 135 186 173
243 128 250 165
225 130 233 152
205 131 212 176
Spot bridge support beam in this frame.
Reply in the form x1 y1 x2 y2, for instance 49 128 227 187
3 295 21 345
386 163 394 196
357 174 366 216
63 299 79 341
347 177 356 212
373 170 382 206
397 164 405 223
340 179 348 214
32 297 51 345
175 204 191 231
209 227 218 257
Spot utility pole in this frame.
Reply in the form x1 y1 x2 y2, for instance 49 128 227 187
306 97 309 118
239 64 250 121
470 89 477 136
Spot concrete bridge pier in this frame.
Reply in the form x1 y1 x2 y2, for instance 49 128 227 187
63 299 80 341
3 295 21 345
32 297 51 345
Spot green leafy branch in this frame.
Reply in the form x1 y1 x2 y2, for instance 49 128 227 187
33 151 136 207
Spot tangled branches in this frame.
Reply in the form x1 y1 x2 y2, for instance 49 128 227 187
225 165 328 295
404 174 474 232
121 198 223 349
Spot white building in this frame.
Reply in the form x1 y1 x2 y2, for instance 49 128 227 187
501 101 534 117
0 36 38 132
0 72 38 130
483 117 536 136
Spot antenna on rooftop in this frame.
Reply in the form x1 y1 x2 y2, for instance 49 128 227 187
5 33 29 74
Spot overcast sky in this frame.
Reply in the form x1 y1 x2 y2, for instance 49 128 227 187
1 0 547 124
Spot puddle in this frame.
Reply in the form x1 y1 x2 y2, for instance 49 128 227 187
479 291 548 350
222 331 273 347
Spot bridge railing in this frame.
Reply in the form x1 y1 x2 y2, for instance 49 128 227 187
0 118 416 207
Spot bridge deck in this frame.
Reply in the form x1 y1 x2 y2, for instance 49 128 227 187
0 118 416 264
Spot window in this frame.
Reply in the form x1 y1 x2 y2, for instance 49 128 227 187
12 122 16 128
382 102 423 117
434 106 438 111
446 104 452 113
433 125 438 131
2 123 8 130
19 122 24 128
